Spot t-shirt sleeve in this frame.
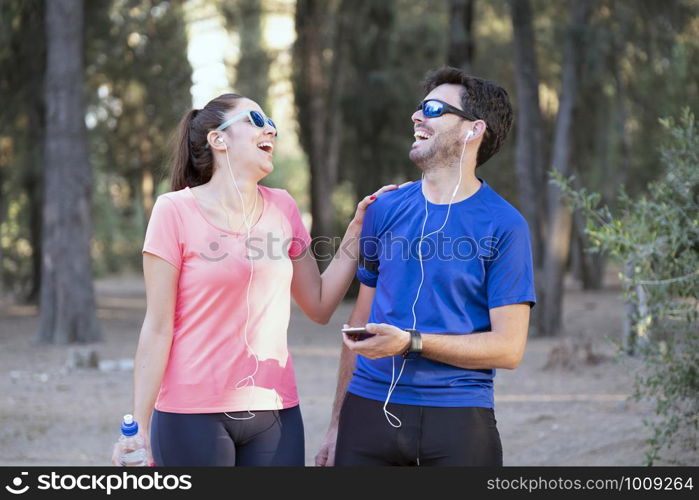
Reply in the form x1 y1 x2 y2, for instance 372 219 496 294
285 193 312 259
485 218 536 309
142 195 184 270
356 203 380 288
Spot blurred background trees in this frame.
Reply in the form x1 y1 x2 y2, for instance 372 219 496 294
0 0 697 455
0 0 45 303
84 0 192 274
1 0 696 334
1 0 697 323
220 0 271 111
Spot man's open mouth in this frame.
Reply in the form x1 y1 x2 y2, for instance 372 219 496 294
414 129 432 141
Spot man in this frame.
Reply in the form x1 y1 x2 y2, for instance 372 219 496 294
316 66 536 466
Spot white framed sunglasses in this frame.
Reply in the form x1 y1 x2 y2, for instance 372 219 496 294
216 110 278 137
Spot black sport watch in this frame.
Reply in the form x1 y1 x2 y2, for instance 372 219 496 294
402 329 422 359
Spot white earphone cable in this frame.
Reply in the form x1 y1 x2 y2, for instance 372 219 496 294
220 143 260 421
382 134 470 428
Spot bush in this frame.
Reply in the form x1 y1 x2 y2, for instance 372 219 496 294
553 108 698 465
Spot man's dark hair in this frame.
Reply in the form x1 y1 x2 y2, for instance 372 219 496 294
422 66 513 167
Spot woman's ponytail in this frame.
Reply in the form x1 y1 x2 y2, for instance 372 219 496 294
169 93 243 191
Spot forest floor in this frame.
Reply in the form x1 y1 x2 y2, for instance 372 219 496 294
0 270 695 466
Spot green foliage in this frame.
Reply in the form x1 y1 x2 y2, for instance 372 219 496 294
339 0 449 211
220 0 271 112
0 0 44 298
85 0 192 274
553 109 699 464
1 0 193 288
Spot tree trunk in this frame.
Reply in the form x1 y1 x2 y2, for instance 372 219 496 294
38 0 101 344
25 84 45 304
25 158 43 304
571 208 606 290
609 7 633 191
293 0 348 267
447 0 475 71
538 0 593 336
621 259 652 355
349 0 396 199
509 0 546 269
0 167 5 297
222 0 270 112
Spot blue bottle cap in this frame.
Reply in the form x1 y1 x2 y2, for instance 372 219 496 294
121 414 139 437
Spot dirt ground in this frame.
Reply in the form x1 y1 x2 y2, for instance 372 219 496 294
0 272 695 466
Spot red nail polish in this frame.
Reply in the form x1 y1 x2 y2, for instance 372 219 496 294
370 196 376 200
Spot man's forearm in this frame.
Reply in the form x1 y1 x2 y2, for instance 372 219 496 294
421 330 523 370
327 284 375 427
327 343 356 428
421 304 529 369
349 305 531 370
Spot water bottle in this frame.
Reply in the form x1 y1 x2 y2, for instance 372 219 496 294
118 414 148 466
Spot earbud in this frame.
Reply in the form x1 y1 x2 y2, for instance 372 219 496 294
216 136 224 143
464 129 474 142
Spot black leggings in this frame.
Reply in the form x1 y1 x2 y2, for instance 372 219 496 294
335 392 502 466
151 406 305 466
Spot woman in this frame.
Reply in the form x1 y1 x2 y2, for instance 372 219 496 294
111 93 398 466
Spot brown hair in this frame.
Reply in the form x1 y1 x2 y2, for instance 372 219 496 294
422 66 513 167
170 93 244 190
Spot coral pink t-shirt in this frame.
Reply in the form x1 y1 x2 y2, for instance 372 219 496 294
142 185 312 413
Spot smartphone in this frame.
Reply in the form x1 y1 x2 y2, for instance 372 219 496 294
341 327 376 341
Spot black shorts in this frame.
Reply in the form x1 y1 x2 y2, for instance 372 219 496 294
335 392 502 466
151 406 304 466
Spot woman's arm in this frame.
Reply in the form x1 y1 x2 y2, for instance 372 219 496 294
290 184 397 324
290 220 361 324
132 253 179 438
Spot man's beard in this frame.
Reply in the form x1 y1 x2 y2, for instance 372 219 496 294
409 127 463 172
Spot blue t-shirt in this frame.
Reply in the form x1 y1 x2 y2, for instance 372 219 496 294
348 179 536 407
